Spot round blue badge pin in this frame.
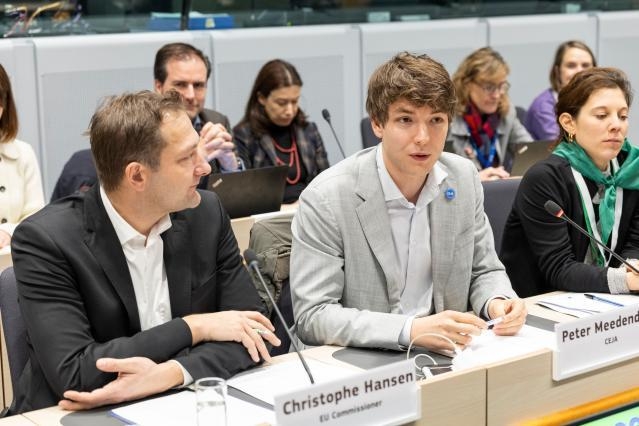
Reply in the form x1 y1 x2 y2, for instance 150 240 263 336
445 188 456 200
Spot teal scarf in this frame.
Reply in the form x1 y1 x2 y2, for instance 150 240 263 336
553 139 639 252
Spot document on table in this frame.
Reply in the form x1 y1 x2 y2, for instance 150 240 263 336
536 293 639 318
452 324 556 371
110 390 275 426
227 358 359 405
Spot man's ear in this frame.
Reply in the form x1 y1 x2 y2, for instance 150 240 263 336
370 118 384 139
153 80 163 94
124 162 147 192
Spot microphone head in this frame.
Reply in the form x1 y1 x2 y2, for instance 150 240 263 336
544 200 564 218
321 108 331 122
243 248 259 266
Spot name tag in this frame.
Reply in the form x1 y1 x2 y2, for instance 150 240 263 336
274 359 420 426
553 306 639 380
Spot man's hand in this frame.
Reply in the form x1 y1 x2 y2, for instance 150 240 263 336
58 357 183 411
410 311 486 351
487 298 527 335
199 122 238 170
183 311 280 362
478 166 510 181
0 230 11 249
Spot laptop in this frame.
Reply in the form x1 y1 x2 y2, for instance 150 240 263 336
509 140 554 176
206 165 288 219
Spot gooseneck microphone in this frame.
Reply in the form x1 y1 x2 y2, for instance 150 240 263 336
321 108 346 159
243 249 315 384
544 200 639 274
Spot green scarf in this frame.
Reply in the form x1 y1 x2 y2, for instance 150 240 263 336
553 138 639 251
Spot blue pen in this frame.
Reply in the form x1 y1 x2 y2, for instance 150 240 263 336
584 293 625 308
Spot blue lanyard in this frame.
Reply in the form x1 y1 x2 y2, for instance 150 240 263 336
465 124 497 168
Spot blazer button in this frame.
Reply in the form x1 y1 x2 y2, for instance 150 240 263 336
0 186 5 192
1 218 6 224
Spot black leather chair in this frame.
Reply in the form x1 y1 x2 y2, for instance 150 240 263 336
482 178 521 253
0 267 28 401
360 117 381 149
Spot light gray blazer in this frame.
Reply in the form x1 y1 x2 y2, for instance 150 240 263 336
447 104 532 171
290 147 516 350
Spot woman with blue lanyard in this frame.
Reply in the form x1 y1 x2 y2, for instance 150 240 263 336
500 67 639 297
448 47 532 181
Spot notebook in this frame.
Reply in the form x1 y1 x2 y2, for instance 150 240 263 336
509 140 554 176
206 166 288 219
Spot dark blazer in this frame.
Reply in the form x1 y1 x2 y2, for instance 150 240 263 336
50 108 231 201
500 153 639 297
233 121 330 184
11 185 265 413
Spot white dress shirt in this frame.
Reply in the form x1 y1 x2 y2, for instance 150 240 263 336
100 187 192 385
375 147 447 346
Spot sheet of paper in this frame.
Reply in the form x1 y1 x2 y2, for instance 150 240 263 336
452 324 556 370
536 293 639 318
227 358 358 405
110 390 275 426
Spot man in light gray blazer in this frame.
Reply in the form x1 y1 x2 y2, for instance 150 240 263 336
290 52 527 352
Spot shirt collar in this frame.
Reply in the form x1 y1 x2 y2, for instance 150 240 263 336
375 145 447 206
0 140 20 160
100 186 172 246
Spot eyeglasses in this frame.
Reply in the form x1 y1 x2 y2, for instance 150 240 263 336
475 81 511 95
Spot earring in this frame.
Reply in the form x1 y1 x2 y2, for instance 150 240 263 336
568 133 574 143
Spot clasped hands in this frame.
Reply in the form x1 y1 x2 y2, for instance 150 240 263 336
59 310 279 411
199 122 238 171
409 298 527 351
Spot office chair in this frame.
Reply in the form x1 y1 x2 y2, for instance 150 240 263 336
515 105 527 124
0 267 28 399
482 178 521 253
360 117 381 149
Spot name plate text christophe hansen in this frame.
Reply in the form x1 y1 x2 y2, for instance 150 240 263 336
553 305 639 380
274 359 420 426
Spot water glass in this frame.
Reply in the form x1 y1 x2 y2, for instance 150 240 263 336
195 377 227 426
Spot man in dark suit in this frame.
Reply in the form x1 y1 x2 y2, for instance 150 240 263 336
51 42 239 201
11 90 279 413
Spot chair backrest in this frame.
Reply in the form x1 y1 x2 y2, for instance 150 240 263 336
482 178 521 254
0 267 28 395
515 105 527 124
360 117 381 149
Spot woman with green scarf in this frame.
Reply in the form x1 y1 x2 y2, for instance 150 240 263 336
500 67 639 297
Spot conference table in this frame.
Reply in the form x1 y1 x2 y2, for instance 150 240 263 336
2 294 639 425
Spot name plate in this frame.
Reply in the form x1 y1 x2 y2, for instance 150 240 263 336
553 305 639 380
274 359 420 426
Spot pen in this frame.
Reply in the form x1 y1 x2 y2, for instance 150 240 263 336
584 293 625 308
486 316 504 328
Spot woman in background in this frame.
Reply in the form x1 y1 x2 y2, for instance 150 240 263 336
526 40 596 140
234 59 329 204
448 47 532 181
0 63 44 249
501 67 639 297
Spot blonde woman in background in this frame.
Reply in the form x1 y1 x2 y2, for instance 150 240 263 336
0 63 44 249
447 47 532 181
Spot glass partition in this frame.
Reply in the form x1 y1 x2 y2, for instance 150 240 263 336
0 0 636 37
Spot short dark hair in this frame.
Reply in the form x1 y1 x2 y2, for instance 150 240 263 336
550 40 597 92
154 42 211 84
366 52 456 126
89 90 185 191
0 63 19 144
556 67 632 142
239 59 307 137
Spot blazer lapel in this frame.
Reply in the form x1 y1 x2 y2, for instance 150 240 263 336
82 187 141 332
354 149 402 310
429 171 458 312
162 213 192 317
295 125 316 176
258 134 279 166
